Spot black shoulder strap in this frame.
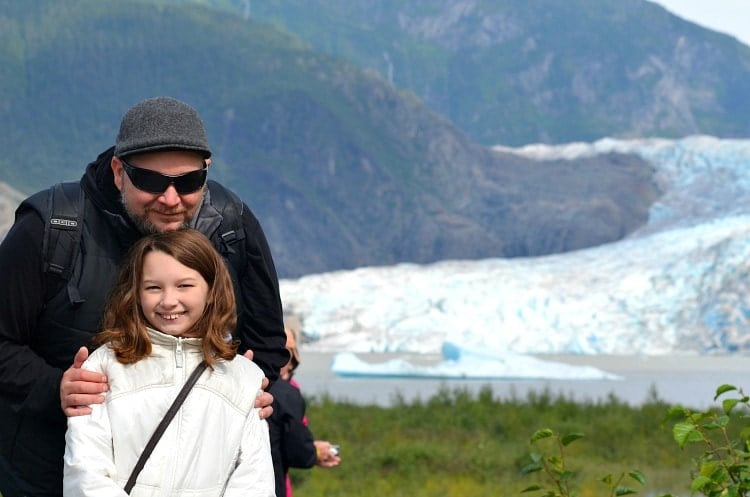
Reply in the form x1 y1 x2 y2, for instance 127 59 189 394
204 180 246 271
42 182 85 304
124 360 208 494
43 182 83 276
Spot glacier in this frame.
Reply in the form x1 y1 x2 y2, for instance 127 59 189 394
280 136 750 379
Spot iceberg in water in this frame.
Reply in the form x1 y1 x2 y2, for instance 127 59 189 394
331 342 622 380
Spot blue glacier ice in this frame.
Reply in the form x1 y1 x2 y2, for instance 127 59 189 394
281 136 750 379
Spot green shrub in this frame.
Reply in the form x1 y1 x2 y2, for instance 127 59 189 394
516 384 750 497
662 384 750 497
293 384 694 497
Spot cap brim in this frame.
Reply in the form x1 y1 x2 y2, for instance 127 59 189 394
118 143 211 159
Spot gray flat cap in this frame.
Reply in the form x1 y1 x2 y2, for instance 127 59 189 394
115 97 211 158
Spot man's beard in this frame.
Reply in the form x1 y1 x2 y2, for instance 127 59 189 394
120 195 192 234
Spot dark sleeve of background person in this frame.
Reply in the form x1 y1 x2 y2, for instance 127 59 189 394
235 207 290 385
268 380 317 497
0 211 65 421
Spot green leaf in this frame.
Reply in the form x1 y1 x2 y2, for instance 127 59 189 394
690 475 713 492
614 486 637 496
663 405 687 422
716 384 738 400
520 462 543 475
723 398 740 415
561 432 585 446
702 464 731 487
530 428 554 443
550 466 565 478
726 462 750 476
521 484 542 493
689 412 708 423
673 421 703 448
700 461 721 478
703 420 720 430
628 469 647 485
718 414 731 427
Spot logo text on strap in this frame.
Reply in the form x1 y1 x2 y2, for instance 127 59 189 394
50 218 78 229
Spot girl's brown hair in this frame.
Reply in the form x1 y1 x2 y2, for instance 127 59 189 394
94 229 238 367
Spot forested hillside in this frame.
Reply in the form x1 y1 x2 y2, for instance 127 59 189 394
0 1 675 276
175 0 750 146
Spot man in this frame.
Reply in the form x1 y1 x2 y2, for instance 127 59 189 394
0 97 289 497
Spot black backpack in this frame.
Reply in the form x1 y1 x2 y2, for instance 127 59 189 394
34 180 246 303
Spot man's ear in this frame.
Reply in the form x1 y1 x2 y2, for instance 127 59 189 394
111 156 124 191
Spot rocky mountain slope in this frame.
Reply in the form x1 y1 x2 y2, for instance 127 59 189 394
0 1 667 277
219 0 750 146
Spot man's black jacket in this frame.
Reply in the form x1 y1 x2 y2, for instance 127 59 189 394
0 147 288 497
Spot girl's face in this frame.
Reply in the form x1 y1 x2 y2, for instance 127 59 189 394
280 359 294 381
140 250 209 337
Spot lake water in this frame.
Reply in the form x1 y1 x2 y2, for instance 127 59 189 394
294 353 750 409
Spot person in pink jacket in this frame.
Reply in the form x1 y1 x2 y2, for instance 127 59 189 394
268 327 341 497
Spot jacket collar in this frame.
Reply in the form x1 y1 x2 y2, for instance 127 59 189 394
146 327 203 348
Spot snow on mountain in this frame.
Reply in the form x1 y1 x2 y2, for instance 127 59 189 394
280 136 750 365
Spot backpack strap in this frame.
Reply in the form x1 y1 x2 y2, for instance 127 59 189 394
199 180 247 273
42 182 85 304
24 180 242 306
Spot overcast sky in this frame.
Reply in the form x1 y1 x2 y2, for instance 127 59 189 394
650 0 750 46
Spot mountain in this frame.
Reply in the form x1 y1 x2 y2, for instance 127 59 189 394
0 182 26 238
279 136 750 357
0 0 661 278
189 0 750 146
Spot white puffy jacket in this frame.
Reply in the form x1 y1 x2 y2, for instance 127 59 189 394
63 328 274 497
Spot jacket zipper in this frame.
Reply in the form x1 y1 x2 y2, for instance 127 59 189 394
171 336 184 492
175 337 183 369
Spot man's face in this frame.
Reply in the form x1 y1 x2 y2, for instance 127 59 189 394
111 151 209 233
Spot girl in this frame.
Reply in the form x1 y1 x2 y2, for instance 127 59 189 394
268 326 340 497
63 229 274 497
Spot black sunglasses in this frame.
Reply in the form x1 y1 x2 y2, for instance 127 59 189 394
120 158 208 194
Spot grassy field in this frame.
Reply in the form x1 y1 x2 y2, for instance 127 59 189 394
289 385 719 497
3 384 737 496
